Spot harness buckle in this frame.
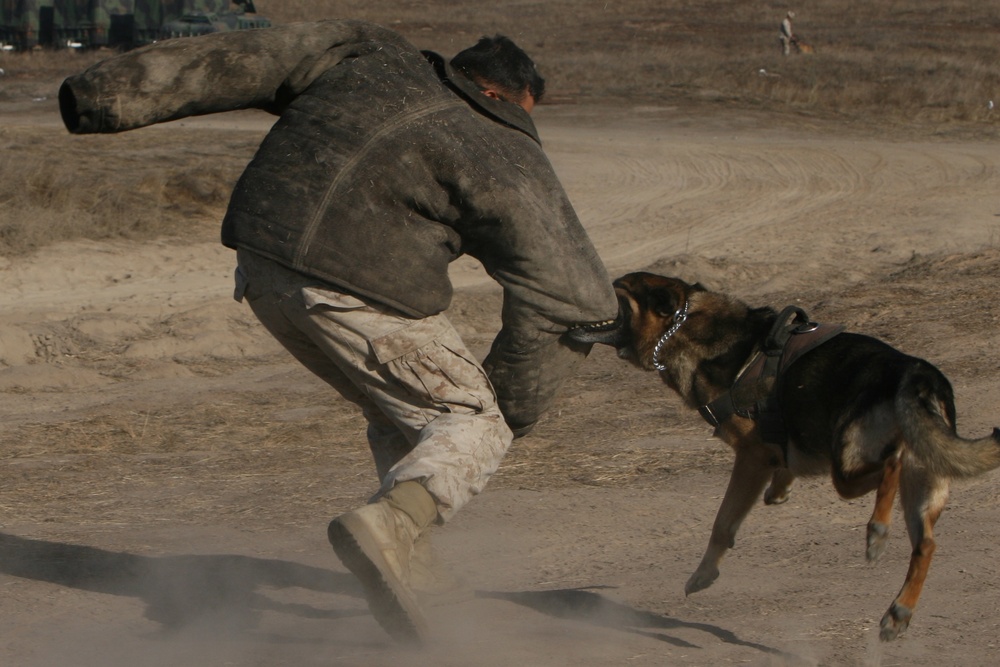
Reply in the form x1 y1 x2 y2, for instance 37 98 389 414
698 404 721 427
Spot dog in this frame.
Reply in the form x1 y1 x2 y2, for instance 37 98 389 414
570 272 1000 641
790 36 815 54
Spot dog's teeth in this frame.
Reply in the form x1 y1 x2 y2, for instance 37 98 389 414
570 317 620 335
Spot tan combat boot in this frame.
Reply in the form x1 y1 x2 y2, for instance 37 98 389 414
327 481 437 644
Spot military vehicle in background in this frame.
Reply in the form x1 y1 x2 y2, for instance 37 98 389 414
0 0 268 51
160 0 268 39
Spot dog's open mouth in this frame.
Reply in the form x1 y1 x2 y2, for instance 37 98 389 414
568 313 624 345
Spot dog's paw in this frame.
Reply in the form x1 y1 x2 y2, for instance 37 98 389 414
684 567 719 596
879 602 912 641
763 485 790 505
764 470 794 505
866 522 890 563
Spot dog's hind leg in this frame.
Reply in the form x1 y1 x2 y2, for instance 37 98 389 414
879 456 949 641
764 467 795 505
867 449 902 563
686 445 775 595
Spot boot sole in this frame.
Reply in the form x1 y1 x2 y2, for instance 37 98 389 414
328 516 429 644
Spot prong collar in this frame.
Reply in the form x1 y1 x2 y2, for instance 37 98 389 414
652 299 689 371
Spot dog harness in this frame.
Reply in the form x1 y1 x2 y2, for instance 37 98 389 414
697 306 844 445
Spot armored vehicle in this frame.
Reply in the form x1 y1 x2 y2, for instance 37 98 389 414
160 2 269 40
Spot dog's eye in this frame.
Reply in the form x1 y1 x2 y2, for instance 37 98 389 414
655 305 678 318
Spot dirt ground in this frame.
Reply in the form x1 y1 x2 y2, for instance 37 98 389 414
3 56 1000 667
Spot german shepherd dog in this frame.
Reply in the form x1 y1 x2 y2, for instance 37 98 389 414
571 272 1000 640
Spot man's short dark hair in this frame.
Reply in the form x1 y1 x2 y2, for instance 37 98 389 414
450 35 546 104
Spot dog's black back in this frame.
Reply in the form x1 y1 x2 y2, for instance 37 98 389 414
779 333 955 465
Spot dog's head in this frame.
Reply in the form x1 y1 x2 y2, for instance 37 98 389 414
570 272 705 370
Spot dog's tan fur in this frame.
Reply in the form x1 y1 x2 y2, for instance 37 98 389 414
574 272 1000 640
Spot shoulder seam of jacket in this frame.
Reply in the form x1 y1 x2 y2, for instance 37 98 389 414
294 96 464 267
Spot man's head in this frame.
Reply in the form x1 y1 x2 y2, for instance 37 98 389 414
450 35 545 113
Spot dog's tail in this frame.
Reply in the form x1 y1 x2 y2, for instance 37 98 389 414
896 363 1000 478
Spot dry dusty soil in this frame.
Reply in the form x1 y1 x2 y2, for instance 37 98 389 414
2 58 1000 667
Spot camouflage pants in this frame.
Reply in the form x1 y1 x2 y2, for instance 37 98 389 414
234 249 513 522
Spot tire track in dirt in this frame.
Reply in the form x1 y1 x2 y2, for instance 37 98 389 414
558 138 867 267
542 116 1000 288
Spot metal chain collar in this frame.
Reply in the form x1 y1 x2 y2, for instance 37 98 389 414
652 300 689 371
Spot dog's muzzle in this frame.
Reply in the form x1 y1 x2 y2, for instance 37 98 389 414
567 300 627 346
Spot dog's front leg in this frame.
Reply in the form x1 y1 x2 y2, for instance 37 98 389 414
685 445 775 595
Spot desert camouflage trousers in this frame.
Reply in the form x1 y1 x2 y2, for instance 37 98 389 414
234 249 514 522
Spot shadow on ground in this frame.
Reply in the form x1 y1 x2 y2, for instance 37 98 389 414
479 587 792 658
0 532 362 630
2 533 805 661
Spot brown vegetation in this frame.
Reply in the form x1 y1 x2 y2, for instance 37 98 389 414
0 125 254 255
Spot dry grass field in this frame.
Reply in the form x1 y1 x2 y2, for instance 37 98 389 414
2 2 1000 666
262 0 1000 123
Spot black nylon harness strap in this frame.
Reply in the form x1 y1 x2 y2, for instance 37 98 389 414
698 306 844 445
